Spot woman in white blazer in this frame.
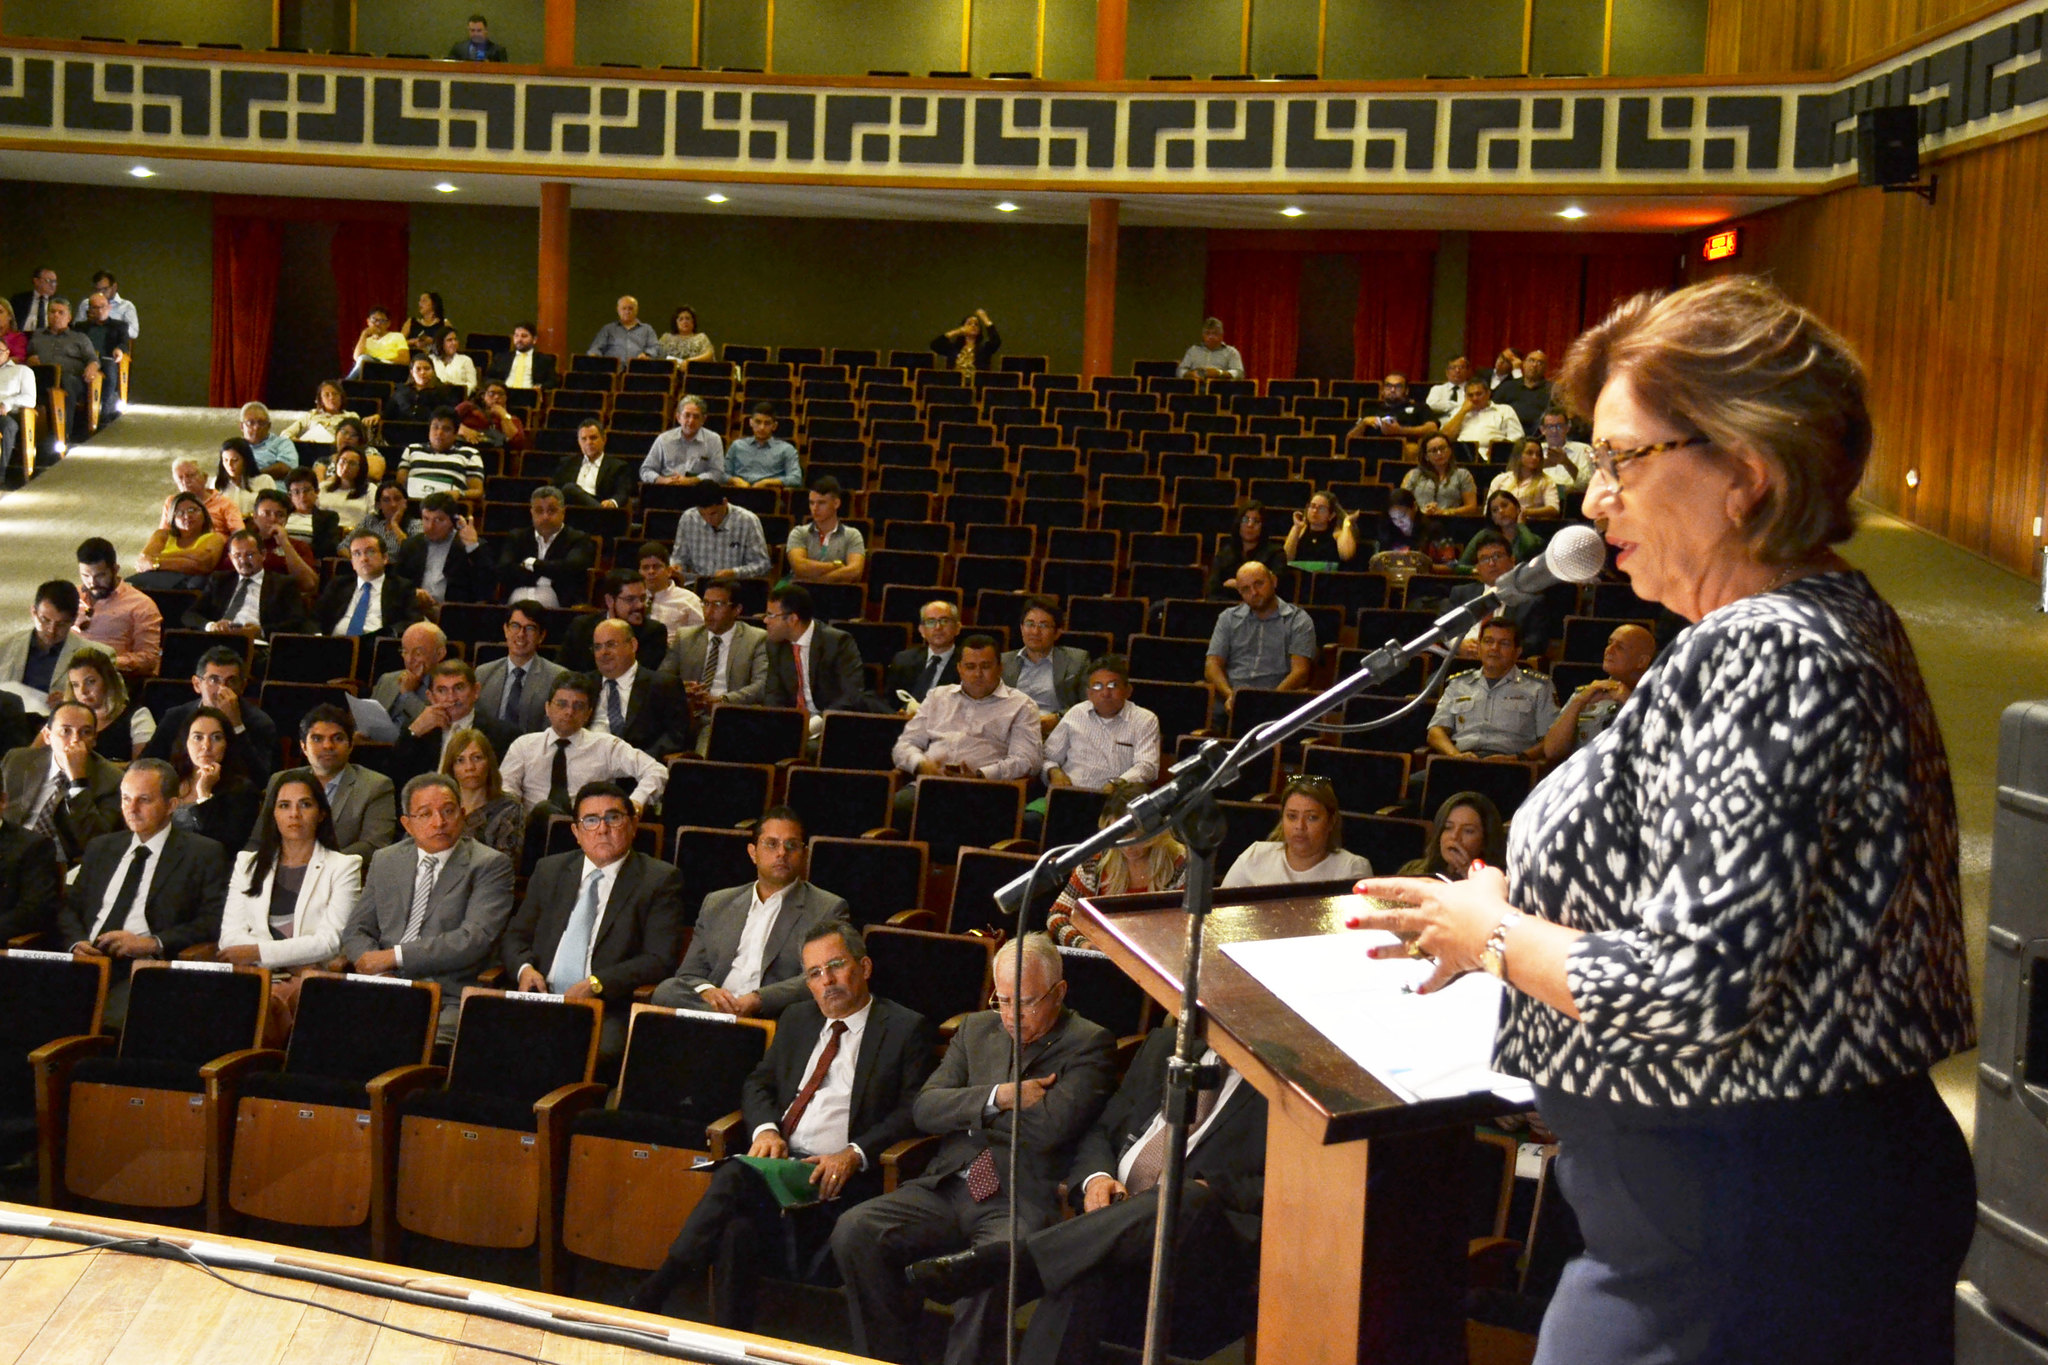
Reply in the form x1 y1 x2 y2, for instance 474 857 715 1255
218 765 364 1042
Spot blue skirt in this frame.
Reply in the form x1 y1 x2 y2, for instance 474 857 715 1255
1533 1072 1974 1365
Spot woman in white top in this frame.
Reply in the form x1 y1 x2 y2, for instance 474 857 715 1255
1220 774 1373 888
432 330 479 397
319 443 376 525
218 767 365 1042
1485 437 1564 518
213 438 275 519
279 381 363 442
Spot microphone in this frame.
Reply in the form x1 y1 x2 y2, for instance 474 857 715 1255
1489 523 1607 605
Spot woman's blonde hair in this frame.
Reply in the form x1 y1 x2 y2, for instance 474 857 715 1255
1095 781 1184 895
1553 274 1869 564
63 649 128 714
440 728 505 801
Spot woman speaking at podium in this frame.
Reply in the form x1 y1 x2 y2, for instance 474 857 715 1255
1351 276 1976 1365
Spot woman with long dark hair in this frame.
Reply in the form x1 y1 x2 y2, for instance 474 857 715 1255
169 705 262 853
1397 790 1506 877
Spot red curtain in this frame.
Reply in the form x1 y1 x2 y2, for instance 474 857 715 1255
1582 250 1682 330
1463 247 1589 369
1203 250 1301 381
1352 249 1434 382
331 221 412 374
208 217 284 407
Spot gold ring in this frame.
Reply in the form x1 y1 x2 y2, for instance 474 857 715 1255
1405 940 1428 959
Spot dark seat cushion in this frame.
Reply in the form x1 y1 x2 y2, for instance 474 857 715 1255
70 1056 203 1094
399 1086 537 1133
238 1069 370 1111
570 1105 711 1152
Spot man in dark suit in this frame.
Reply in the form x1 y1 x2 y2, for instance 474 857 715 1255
1002 595 1093 733
907 1025 1268 1365
341 772 516 1044
551 418 637 508
502 781 684 1066
1 702 124 868
630 920 937 1327
560 570 668 674
394 492 496 607
762 583 875 716
483 323 558 390
651 806 848 1018
831 933 1118 1365
0 790 61 942
12 265 57 336
476 599 565 735
497 486 595 609
182 531 313 639
294 703 397 859
390 660 521 786
317 530 424 639
59 759 229 1027
143 645 280 782
586 619 690 760
884 598 962 704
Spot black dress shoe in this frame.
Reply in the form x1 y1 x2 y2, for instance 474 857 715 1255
627 1261 686 1314
906 1242 1011 1302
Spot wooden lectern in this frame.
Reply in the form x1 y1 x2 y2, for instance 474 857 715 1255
1077 881 1510 1365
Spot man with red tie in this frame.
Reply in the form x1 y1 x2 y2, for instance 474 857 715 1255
762 582 876 720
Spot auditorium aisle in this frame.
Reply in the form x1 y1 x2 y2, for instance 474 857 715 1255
0 406 233 612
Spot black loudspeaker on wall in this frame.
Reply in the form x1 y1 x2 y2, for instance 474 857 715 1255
1857 105 1921 186
1957 702 2048 1362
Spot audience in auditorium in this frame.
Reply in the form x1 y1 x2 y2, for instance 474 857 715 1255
63 758 229 1027
762 582 870 720
1442 376 1525 452
91 271 138 341
395 491 492 606
319 443 376 523
499 485 594 608
386 356 459 425
655 305 714 365
505 779 684 1064
76 294 127 425
562 569 668 673
343 772 514 1044
296 703 398 859
440 728 524 866
484 323 557 389
630 919 934 1328
784 477 865 583
586 618 690 758
653 805 848 1018
133 493 226 589
213 440 275 520
1404 433 1479 516
449 13 509 61
1045 782 1184 949
75 537 162 676
477 599 566 733
1176 316 1244 380
640 394 726 485
891 634 1041 823
29 298 100 442
373 621 447 726
319 528 423 639
1460 491 1542 568
885 599 962 702
431 330 478 397
1543 623 1657 765
670 486 771 580
1424 354 1473 421
1206 501 1288 598
498 673 667 817
278 381 361 443
249 488 321 598
283 467 345 561
726 402 803 488
164 455 245 537
456 381 527 452
0 580 98 699
351 483 420 559
1349 370 1439 444
402 292 455 357
930 308 1000 377
2 701 123 867
1222 773 1372 888
665 578 767 750
11 266 57 335
397 409 485 500
1204 561 1315 722
1002 595 1089 732
1496 348 1553 430
56 651 152 762
167 704 263 854
553 418 635 508
1041 655 1160 794
1399 789 1508 877
832 932 1115 1365
1536 407 1593 491
186 529 312 639
0 337 35 472
636 545 704 641
589 295 659 362
144 644 279 780
1283 489 1359 569
1485 347 1521 387
392 659 519 786
240 402 300 476
1427 617 1557 761
1487 437 1564 518
350 306 412 373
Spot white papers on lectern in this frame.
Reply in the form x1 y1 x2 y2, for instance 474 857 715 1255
1220 927 1534 1108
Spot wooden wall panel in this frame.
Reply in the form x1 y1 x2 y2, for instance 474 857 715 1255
1705 0 2004 73
1691 126 2048 575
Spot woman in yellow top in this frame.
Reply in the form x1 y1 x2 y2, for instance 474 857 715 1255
133 491 226 588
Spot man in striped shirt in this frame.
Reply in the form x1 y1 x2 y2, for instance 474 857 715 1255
397 409 485 501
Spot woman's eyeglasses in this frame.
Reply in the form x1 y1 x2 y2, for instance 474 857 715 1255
1589 434 1711 485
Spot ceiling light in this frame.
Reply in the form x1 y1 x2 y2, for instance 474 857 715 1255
705 192 728 204
432 182 458 193
994 201 1020 212
1557 205 1587 219
128 166 155 179
1279 206 1305 217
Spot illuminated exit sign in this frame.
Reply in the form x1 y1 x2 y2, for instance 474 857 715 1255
1702 229 1742 262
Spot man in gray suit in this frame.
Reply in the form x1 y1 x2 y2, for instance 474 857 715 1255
371 621 447 729
295 703 396 858
831 933 1117 1365
1001 595 1092 735
475 599 563 735
0 580 106 703
650 805 845 1018
341 772 515 1043
658 579 768 755
1 701 124 867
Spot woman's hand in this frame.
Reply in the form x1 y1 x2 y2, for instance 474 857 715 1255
191 762 220 800
1346 864 1512 994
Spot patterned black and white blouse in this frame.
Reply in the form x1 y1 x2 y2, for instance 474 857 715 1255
1500 570 1974 1105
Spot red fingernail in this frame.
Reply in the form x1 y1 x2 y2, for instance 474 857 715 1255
1345 916 1362 928
1471 859 1487 870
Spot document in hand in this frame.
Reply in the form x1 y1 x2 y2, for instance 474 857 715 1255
732 1155 824 1210
1221 928 1534 1107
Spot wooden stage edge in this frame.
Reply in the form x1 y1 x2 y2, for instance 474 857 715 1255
0 1201 884 1365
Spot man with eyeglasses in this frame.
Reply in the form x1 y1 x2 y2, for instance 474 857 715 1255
884 599 962 705
390 659 519 786
498 674 667 824
630 920 937 1327
1441 376 1525 456
1042 656 1161 793
653 806 850 1018
890 634 1042 828
1424 354 1473 421
1347 370 1440 447
1001 596 1091 736
763 583 873 727
561 569 668 675
832 932 1116 1365
502 781 684 1069
660 579 769 754
475 599 564 735
1536 407 1594 492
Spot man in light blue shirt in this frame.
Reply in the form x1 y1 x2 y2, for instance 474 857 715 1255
725 403 803 487
587 295 659 363
1176 317 1245 380
639 396 726 485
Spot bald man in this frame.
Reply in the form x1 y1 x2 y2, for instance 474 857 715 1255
587 295 659 363
1542 623 1658 764
373 621 449 728
589 617 692 760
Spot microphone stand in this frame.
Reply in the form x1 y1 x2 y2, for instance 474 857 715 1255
991 583 1523 1365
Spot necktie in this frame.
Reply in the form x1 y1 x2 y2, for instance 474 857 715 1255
344 580 374 636
93 845 151 939
402 853 438 943
503 665 525 722
33 781 65 846
918 653 942 697
701 633 721 687
606 679 624 733
965 1147 1001 1203
224 575 256 622
547 868 604 994
780 1020 847 1134
1122 1080 1223 1196
549 736 572 809
790 643 807 715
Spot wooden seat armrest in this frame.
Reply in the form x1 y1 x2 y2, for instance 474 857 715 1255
866 826 905 841
936 1013 970 1043
28 1032 114 1074
365 1063 445 1109
178 942 219 962
7 932 47 950
477 964 505 986
880 1134 940 1192
532 1080 610 1131
990 838 1038 854
633 983 657 1002
886 909 938 930
32 1033 115 1209
1114 1034 1147 1075
705 1109 747 1158
199 1047 287 1087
